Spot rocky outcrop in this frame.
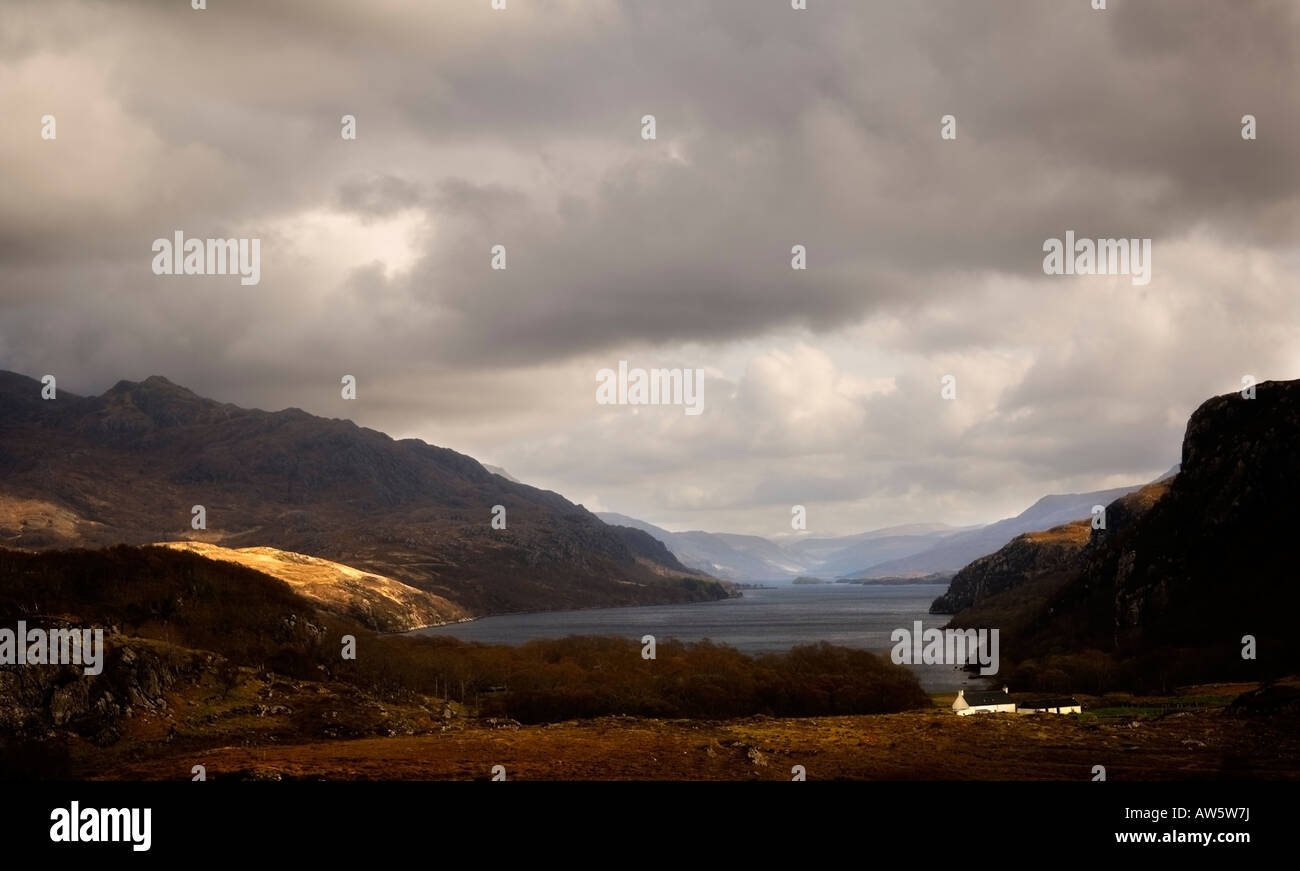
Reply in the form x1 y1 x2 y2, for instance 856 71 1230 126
1085 381 1300 652
0 639 201 745
930 521 1090 614
932 478 1174 618
961 380 1300 683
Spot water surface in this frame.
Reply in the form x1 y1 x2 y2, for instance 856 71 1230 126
412 584 984 693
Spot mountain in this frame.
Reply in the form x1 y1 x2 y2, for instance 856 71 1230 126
925 480 1180 618
927 520 1094 615
845 484 1148 579
593 513 671 540
595 513 804 580
1072 381 1300 654
0 371 728 618
944 380 1300 690
596 512 981 581
600 481 1155 583
933 480 1171 629
709 532 808 577
781 523 963 566
795 525 970 579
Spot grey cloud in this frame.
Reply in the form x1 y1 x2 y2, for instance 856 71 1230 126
0 0 1295 533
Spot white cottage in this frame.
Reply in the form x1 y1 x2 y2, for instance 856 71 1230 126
952 687 1016 715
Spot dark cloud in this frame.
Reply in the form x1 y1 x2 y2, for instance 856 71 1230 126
0 0 1296 533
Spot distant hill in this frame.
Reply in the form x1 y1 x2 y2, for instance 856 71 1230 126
782 523 968 578
837 571 954 586
597 479 1157 583
0 371 726 618
848 485 1148 579
595 513 805 580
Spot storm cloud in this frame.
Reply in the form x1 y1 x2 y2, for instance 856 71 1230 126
2 0 1297 535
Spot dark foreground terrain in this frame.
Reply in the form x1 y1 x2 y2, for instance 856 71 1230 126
3 539 1297 782
76 684 1300 781
21 667 1298 781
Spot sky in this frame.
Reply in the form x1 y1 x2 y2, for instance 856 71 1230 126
2 0 1298 536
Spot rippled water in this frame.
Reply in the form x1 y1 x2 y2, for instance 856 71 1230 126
410 583 985 693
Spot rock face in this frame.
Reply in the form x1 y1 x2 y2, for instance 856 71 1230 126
0 543 350 752
944 380 1300 681
0 639 197 745
929 521 1091 614
0 371 726 616
1082 381 1300 652
931 479 1172 617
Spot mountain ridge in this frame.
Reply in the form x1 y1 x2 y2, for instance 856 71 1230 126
0 371 728 617
597 480 1163 582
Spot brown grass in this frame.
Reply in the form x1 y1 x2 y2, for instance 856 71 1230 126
79 677 1300 781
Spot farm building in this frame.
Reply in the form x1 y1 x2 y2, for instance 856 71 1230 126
952 687 1016 715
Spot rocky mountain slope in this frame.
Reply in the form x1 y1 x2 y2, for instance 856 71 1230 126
930 480 1173 616
928 520 1093 615
0 371 726 617
943 381 1300 687
1068 381 1300 654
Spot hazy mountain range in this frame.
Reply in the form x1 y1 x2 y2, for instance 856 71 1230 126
597 471 1176 582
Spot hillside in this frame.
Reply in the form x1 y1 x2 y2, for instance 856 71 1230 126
1065 381 1300 655
928 520 1092 615
596 513 808 580
157 542 467 632
0 371 725 617
852 485 1147 579
789 525 969 579
599 479 1157 583
945 381 1300 690
1 543 1292 782
0 543 926 762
